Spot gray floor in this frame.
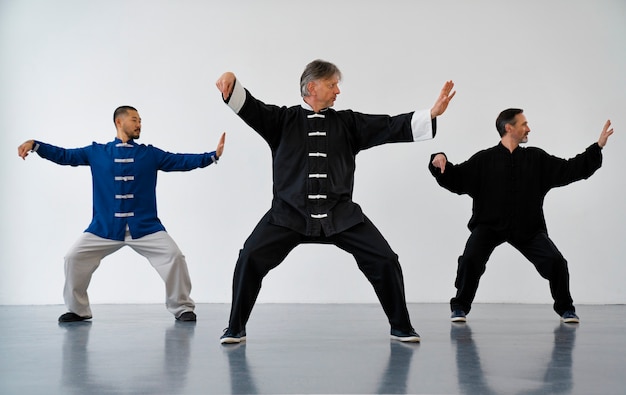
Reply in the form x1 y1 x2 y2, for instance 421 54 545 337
1 303 624 395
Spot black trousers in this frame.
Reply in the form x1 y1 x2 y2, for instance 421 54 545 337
227 212 414 333
451 226 575 316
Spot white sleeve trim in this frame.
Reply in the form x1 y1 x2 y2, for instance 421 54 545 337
227 79 246 114
411 109 433 142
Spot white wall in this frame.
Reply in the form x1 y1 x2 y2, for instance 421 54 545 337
1 0 624 306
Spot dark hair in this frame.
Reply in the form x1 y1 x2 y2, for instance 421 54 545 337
113 105 138 124
495 108 523 137
299 59 342 97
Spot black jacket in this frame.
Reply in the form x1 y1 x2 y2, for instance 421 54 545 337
429 142 602 242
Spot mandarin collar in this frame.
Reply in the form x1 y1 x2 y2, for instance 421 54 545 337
301 102 329 113
114 137 136 145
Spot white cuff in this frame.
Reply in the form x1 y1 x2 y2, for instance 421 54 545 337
411 109 433 142
227 79 246 113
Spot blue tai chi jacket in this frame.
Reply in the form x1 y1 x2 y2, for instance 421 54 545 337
34 138 218 241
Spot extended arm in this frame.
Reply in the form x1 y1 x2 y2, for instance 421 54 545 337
542 119 614 188
428 151 477 196
18 139 90 166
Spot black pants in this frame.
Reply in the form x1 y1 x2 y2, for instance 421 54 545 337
451 226 574 316
227 212 414 333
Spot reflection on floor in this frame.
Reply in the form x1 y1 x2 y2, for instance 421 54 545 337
1 303 624 394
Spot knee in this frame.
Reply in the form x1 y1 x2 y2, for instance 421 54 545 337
235 248 274 278
458 255 487 276
359 251 400 275
542 256 568 278
63 248 89 266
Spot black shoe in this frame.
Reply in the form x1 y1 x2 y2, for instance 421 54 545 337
451 309 467 323
220 328 246 344
176 311 197 322
58 312 92 323
390 328 421 342
561 310 580 324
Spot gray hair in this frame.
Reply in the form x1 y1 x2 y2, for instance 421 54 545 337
299 59 342 97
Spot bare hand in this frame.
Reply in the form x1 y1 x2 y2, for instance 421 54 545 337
17 140 35 160
431 153 447 174
598 119 614 148
216 132 226 158
430 80 456 119
216 72 236 101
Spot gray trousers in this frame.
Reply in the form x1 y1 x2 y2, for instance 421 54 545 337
63 231 195 318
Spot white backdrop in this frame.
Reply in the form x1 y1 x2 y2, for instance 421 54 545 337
1 0 624 306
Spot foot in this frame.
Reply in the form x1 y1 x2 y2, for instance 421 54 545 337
560 310 580 324
451 309 467 323
176 311 197 322
220 328 246 344
58 312 92 323
390 328 421 342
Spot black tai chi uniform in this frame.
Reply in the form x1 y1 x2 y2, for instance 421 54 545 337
428 142 603 316
223 79 437 333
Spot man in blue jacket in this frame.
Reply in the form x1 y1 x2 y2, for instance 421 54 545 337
18 106 226 323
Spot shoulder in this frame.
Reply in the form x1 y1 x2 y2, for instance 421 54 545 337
471 145 499 158
523 146 550 157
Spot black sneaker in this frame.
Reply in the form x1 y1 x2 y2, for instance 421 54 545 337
451 309 467 323
220 328 246 344
58 312 92 323
561 310 580 324
176 311 197 322
390 328 421 342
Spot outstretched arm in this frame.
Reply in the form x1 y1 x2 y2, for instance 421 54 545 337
598 119 614 148
215 132 226 158
17 140 36 160
216 72 236 101
430 80 456 119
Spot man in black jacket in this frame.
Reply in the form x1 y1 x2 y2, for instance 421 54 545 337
216 59 455 343
429 108 613 323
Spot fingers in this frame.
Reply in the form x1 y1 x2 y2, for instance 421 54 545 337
431 80 456 118
440 80 456 102
431 155 446 174
216 80 232 100
215 72 235 100
441 80 455 96
447 89 457 101
603 119 613 134
598 119 614 148
17 141 33 160
216 132 226 157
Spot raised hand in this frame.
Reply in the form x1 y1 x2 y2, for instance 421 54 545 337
430 80 456 119
216 132 226 158
216 72 236 101
598 119 614 148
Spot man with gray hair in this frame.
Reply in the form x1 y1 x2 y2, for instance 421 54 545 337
216 59 455 343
